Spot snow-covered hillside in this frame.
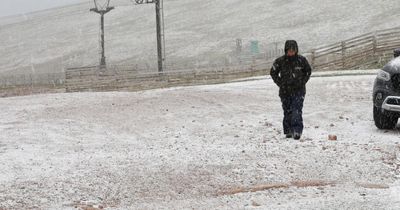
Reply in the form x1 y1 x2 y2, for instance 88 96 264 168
1 74 399 209
1 0 400 73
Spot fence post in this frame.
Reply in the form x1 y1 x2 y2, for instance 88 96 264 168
30 74 33 87
311 49 316 69
236 38 242 55
251 56 255 71
372 31 377 62
47 74 51 86
341 41 346 70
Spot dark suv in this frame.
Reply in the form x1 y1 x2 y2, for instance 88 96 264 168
373 50 400 129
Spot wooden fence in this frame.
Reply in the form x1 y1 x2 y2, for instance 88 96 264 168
0 72 64 88
309 27 400 70
65 64 268 92
65 27 400 92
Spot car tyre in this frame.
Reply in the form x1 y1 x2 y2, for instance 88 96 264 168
373 106 398 129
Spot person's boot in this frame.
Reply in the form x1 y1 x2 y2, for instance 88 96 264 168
285 133 293 138
293 132 301 140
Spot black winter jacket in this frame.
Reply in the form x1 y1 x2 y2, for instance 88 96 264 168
270 40 312 96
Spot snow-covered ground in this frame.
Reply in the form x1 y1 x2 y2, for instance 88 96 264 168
1 0 400 74
1 74 400 209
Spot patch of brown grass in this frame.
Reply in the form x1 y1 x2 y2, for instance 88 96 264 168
218 180 337 196
291 180 335 188
0 86 64 98
357 183 390 189
218 183 289 196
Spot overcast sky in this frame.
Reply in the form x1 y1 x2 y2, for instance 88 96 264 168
1 0 83 17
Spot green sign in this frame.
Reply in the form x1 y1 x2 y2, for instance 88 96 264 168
250 40 259 54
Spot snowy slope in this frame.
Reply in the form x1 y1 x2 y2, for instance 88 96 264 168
0 0 400 74
0 74 399 209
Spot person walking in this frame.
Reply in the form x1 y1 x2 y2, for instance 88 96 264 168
270 40 312 140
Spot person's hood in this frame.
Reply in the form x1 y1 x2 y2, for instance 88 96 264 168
394 48 400 58
284 40 298 55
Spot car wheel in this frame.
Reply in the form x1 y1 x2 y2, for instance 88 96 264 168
373 106 398 129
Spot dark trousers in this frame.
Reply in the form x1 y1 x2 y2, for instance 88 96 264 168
280 91 305 135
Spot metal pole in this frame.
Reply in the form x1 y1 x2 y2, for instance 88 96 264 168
161 0 166 70
90 5 113 68
100 13 106 66
155 0 163 72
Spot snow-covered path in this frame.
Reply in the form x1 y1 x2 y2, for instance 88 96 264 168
1 75 400 209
